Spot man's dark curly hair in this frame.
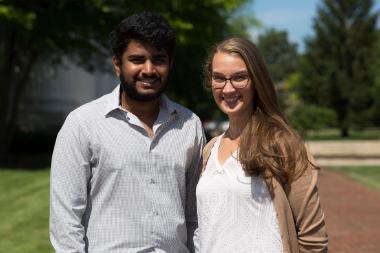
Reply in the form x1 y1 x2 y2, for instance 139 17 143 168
109 11 176 64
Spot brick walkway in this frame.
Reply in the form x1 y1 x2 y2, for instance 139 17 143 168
318 169 380 253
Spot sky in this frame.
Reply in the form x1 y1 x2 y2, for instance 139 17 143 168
250 0 380 52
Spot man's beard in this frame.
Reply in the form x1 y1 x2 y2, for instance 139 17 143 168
120 74 167 102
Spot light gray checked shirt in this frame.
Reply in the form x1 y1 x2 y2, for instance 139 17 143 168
50 85 205 253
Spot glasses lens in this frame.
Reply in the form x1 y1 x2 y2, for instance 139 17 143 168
212 76 225 88
231 75 249 88
211 75 249 89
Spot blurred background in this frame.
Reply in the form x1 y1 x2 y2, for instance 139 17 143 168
0 0 380 252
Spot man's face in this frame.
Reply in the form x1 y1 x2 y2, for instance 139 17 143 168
113 40 170 102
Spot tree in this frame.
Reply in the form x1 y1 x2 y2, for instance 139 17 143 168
0 0 253 156
298 0 378 137
289 104 337 137
0 0 120 157
257 28 299 84
256 28 299 111
369 30 380 125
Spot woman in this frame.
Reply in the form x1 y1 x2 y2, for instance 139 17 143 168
194 38 328 253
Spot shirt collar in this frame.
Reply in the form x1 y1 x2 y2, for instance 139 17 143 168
159 93 177 116
104 85 122 116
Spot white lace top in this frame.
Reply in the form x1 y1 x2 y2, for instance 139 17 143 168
195 135 283 253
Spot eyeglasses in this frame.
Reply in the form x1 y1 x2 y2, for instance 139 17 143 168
211 74 250 89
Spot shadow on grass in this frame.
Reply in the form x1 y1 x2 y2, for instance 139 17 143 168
0 153 52 170
1 131 55 170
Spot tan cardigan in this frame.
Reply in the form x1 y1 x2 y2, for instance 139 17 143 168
202 137 328 253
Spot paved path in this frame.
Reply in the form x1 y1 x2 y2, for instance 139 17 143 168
318 169 380 253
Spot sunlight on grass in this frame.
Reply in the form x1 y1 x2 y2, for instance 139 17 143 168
0 169 53 253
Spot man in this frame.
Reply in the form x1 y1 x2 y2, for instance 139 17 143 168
50 11 204 253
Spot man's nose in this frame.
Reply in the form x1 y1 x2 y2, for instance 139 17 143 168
142 60 155 75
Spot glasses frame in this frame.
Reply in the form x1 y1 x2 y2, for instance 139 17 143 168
211 74 250 89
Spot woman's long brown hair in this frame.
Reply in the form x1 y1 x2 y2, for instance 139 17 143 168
203 37 316 196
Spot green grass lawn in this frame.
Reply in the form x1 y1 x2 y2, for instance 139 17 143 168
327 166 380 192
0 168 53 253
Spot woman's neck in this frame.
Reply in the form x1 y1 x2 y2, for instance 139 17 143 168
226 115 250 140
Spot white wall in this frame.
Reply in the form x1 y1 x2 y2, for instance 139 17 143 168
17 59 118 133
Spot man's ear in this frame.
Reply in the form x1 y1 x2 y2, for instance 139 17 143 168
112 56 121 76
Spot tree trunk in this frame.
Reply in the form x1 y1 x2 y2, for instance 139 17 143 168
341 127 349 138
0 122 8 158
337 111 350 138
0 29 16 159
0 28 37 158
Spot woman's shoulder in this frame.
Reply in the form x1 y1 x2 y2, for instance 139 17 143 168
202 136 219 158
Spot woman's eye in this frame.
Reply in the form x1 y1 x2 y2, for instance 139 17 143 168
232 75 247 82
213 76 225 83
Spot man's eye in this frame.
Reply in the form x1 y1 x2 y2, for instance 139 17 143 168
129 58 145 64
152 58 166 64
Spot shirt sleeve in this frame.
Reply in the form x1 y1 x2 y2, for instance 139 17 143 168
50 112 92 253
185 118 206 253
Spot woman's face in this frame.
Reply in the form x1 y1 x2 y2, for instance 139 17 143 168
211 51 254 119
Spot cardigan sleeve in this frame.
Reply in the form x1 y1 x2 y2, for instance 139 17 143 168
287 165 329 253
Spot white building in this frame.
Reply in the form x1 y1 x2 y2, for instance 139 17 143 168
17 59 118 134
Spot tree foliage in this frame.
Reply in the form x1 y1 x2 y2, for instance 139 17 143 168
256 28 299 110
257 28 299 84
289 104 337 136
369 30 380 125
0 0 254 156
298 0 378 137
